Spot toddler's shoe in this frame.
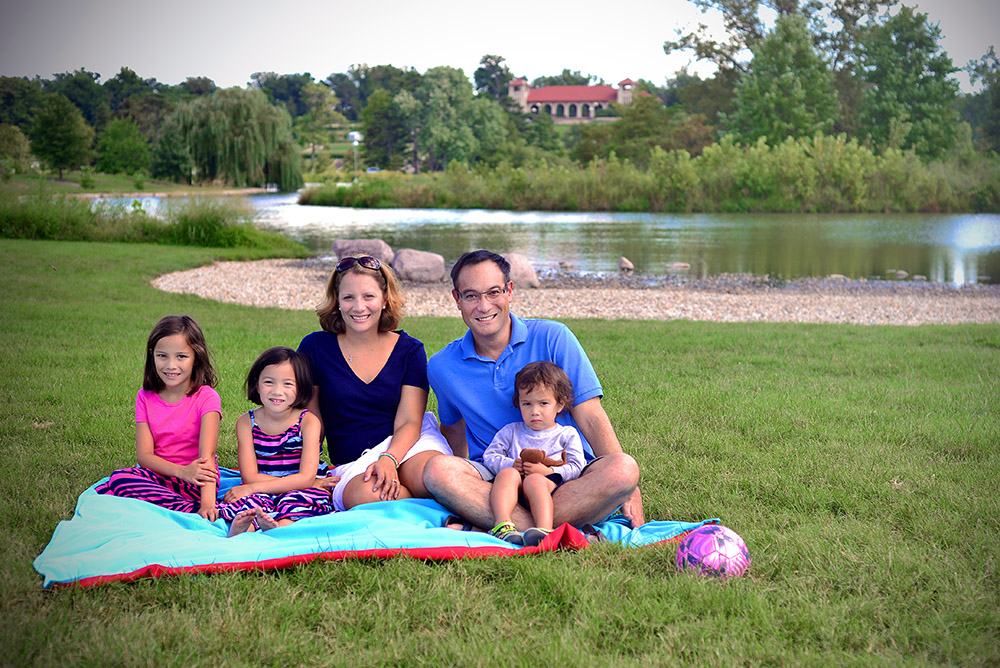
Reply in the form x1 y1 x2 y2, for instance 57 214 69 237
489 521 523 545
522 527 553 547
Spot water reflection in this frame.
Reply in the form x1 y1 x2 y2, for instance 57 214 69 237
93 194 1000 285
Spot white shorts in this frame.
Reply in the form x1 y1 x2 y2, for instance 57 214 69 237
330 412 452 511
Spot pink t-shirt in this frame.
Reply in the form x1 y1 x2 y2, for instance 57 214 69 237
135 385 222 465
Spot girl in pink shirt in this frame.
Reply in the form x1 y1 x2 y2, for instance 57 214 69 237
96 315 224 520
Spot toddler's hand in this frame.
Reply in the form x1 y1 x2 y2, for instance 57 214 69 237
197 504 219 522
521 461 553 476
513 458 525 474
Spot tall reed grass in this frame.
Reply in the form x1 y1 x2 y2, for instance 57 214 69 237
0 193 307 254
301 135 1000 214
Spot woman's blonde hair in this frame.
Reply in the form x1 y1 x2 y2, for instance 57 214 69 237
316 256 405 333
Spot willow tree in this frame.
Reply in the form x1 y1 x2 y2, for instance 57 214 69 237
171 87 303 191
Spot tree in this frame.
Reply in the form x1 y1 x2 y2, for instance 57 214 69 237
965 47 1000 152
0 123 32 172
324 72 362 121
856 5 960 158
249 72 315 117
572 95 714 166
474 55 513 99
360 89 408 170
96 118 150 174
663 0 893 134
523 111 561 152
354 64 421 105
415 67 478 170
726 13 839 144
103 67 151 112
178 77 217 96
393 89 423 172
530 69 602 87
0 76 45 131
150 115 192 183
44 68 108 128
29 93 94 178
467 96 510 163
117 92 177 140
171 87 303 190
295 82 347 170
666 67 738 126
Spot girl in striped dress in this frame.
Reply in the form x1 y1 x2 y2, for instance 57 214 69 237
222 347 339 537
96 315 224 519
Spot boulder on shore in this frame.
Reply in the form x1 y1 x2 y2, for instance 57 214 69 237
332 239 394 265
503 252 540 288
393 249 445 283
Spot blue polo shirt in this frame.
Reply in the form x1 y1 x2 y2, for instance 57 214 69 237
428 314 604 462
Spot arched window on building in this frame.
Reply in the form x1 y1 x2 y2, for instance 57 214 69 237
581 103 591 118
556 104 565 117
568 104 577 118
544 104 552 115
530 104 539 114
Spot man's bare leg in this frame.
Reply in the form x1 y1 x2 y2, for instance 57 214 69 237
551 452 640 528
424 452 640 531
423 455 534 530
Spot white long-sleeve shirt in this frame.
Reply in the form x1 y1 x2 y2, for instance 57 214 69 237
482 422 586 482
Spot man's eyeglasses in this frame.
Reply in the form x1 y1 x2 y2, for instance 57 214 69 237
457 286 508 304
336 256 381 272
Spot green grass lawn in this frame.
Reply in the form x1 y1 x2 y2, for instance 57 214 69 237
2 239 998 665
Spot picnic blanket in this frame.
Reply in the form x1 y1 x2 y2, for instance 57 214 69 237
34 468 716 588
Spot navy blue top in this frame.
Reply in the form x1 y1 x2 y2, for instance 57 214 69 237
298 330 429 466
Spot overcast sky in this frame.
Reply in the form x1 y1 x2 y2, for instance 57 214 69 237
1 0 996 92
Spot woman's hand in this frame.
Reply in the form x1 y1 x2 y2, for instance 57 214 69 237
223 483 256 503
313 475 341 490
197 503 219 522
180 457 219 487
364 456 399 500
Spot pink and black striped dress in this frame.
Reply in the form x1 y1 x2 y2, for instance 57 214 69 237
218 409 335 522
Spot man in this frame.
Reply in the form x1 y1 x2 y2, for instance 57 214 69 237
424 250 644 531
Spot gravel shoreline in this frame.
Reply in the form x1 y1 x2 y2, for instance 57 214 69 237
151 258 1000 325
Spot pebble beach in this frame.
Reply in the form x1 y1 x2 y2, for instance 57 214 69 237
151 258 1000 326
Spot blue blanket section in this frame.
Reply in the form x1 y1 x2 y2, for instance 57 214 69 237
34 469 714 588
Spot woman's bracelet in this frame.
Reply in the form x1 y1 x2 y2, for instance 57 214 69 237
378 452 399 468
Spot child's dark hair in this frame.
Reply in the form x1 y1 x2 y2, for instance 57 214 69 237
143 315 216 395
512 361 574 413
245 347 314 409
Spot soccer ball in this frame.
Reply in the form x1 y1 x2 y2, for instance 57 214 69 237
675 524 750 578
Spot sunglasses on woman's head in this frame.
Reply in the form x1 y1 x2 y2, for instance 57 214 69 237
336 256 382 272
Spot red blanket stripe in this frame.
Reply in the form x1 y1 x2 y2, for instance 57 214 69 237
54 523 698 589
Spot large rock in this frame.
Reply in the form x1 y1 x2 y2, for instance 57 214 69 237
392 248 445 283
332 239 394 265
503 252 540 289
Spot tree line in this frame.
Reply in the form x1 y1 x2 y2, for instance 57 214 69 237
0 0 997 195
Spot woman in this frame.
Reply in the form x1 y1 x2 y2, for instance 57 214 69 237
298 255 451 511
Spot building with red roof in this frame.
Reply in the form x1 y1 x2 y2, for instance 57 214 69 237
508 77 637 124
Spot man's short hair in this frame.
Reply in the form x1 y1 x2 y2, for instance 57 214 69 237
450 250 511 289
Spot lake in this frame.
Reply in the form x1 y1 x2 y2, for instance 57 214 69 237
112 193 1000 285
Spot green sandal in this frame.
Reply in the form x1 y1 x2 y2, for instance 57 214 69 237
489 521 524 545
